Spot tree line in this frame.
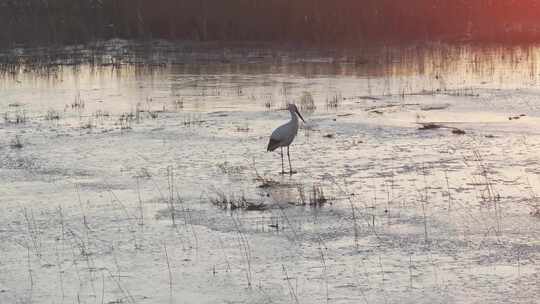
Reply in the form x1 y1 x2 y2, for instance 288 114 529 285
1 0 539 47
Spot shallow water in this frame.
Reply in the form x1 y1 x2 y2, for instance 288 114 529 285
1 42 539 304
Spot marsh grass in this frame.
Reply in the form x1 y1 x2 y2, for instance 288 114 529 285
317 240 330 303
173 99 184 111
469 149 504 236
231 216 253 287
117 112 134 130
163 243 174 299
251 159 281 189
134 101 161 122
44 109 61 121
210 189 267 211
93 110 111 121
297 184 330 207
326 91 342 109
71 93 85 110
262 93 274 109
4 110 27 124
310 185 329 207
9 136 24 149
149 110 159 119
183 114 205 127
166 166 179 227
299 91 316 112
81 118 96 130
22 208 43 259
282 264 300 304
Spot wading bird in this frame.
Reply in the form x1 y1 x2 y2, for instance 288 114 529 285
267 103 305 174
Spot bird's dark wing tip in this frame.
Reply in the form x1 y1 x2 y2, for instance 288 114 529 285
267 138 280 151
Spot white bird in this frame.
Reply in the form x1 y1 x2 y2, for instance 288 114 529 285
267 103 306 175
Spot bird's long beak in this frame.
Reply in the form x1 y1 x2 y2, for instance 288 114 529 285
296 109 306 123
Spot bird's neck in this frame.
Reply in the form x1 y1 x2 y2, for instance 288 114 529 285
289 109 298 122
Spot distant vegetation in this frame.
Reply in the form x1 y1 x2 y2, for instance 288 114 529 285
1 0 540 47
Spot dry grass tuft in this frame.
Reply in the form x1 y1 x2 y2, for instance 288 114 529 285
4 110 27 124
210 189 267 211
326 92 342 109
71 93 85 109
299 91 316 112
297 184 330 207
45 109 61 121
10 136 23 149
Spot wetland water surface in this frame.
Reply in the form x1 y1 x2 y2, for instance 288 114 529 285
1 42 540 303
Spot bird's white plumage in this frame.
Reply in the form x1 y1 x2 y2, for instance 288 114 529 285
269 112 299 148
267 104 305 174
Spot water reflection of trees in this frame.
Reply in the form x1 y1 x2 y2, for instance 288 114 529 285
1 43 540 92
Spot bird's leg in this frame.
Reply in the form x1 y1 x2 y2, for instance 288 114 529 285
287 146 293 175
280 147 285 174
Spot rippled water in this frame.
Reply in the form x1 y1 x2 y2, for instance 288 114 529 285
1 42 539 304
2 43 540 114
